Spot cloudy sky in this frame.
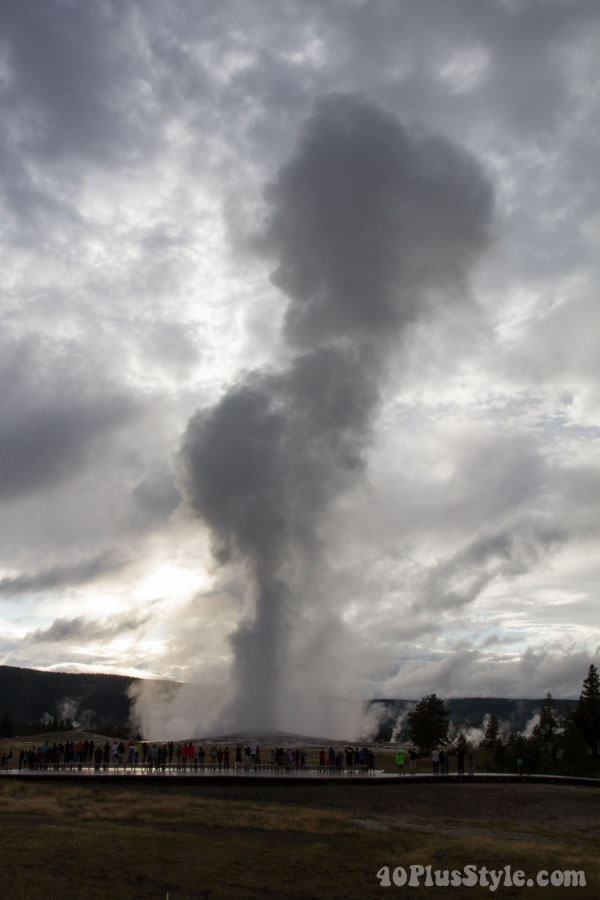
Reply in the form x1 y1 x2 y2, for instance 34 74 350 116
1 0 599 734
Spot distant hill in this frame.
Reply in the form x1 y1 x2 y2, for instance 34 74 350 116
0 665 140 733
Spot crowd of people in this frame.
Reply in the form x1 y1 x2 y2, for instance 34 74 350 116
4 739 379 774
394 746 475 775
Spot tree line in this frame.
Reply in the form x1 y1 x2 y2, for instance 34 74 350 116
402 664 600 776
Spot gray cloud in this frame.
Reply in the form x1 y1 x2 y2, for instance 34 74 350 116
25 612 150 644
131 464 182 526
417 517 566 613
0 551 127 597
0 336 140 503
0 1 143 164
383 643 598 700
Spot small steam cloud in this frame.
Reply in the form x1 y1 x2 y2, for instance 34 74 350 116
523 711 541 739
42 696 96 730
387 702 416 743
134 93 493 739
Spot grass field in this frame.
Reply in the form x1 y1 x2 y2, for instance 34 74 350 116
1 776 598 898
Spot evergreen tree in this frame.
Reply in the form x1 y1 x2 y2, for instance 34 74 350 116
455 731 470 754
575 664 600 758
560 710 592 776
407 694 449 751
484 713 499 747
535 693 559 744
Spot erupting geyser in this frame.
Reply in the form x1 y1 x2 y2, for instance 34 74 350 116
159 93 493 737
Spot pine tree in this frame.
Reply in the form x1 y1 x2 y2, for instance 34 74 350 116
560 710 592 776
407 694 449 752
575 664 600 758
537 693 558 743
455 731 470 754
529 693 559 771
484 713 499 747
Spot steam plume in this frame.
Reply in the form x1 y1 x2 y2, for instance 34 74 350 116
178 94 493 734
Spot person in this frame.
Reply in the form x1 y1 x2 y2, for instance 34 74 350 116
367 749 376 775
359 747 368 772
431 748 440 774
439 749 446 775
395 747 405 775
409 747 417 774
467 750 474 776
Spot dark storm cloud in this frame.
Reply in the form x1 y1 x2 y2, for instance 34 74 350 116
0 551 127 597
0 337 140 503
179 94 493 729
25 611 149 644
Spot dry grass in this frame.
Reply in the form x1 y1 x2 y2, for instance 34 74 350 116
0 782 359 833
1 779 599 898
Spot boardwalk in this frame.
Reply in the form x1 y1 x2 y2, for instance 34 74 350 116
2 765 598 786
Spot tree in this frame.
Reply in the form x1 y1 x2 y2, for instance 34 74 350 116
575 664 600 758
528 693 560 771
455 731 470 754
532 693 559 745
493 738 505 771
560 710 592 776
484 713 499 748
407 694 449 752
